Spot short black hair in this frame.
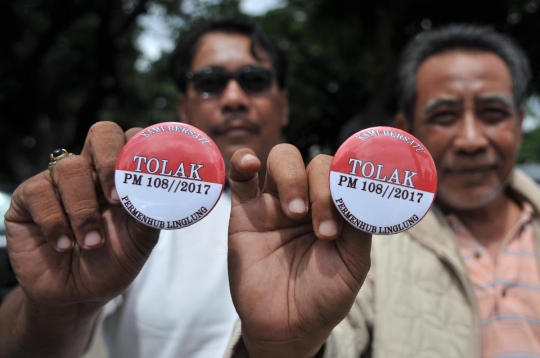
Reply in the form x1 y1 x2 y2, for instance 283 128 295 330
170 15 287 93
397 24 532 121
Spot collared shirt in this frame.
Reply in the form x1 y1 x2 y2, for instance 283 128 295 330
448 201 540 358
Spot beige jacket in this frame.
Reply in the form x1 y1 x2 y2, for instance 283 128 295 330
226 169 540 358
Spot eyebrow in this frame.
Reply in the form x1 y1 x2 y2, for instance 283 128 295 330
422 94 514 115
476 94 513 108
423 98 460 114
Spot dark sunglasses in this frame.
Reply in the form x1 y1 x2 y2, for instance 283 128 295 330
186 66 275 98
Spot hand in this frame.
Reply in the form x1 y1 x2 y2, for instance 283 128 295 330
4 122 160 311
228 144 372 358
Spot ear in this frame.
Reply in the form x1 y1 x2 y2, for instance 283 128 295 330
178 94 190 124
279 90 289 127
395 113 411 132
518 107 525 129
516 107 525 145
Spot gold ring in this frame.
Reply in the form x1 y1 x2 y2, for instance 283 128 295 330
48 149 75 174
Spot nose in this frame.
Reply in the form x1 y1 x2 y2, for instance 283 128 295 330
220 78 249 113
453 110 489 154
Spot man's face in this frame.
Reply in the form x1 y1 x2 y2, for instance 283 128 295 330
409 51 523 211
179 31 288 172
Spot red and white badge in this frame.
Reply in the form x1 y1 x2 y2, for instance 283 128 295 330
330 126 437 235
115 122 225 230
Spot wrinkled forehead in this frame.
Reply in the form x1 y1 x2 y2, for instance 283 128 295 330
415 51 514 109
191 32 271 72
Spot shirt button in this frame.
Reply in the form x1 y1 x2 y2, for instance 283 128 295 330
474 251 481 259
502 287 507 297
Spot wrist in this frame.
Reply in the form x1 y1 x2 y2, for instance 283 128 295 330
22 291 103 320
241 328 326 358
1 288 103 358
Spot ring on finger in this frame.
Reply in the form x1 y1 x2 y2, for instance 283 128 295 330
48 149 75 175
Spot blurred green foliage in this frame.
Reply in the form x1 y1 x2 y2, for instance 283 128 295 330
2 0 540 184
519 127 540 162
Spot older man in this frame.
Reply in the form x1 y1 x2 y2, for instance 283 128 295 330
0 16 288 358
225 24 540 358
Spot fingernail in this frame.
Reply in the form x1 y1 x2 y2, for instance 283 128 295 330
288 199 307 214
111 187 119 201
57 236 72 250
84 231 102 247
241 154 258 165
319 220 338 237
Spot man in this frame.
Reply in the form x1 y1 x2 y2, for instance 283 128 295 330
0 16 288 358
224 25 540 357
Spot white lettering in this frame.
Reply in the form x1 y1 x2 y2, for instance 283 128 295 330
403 170 417 188
388 169 401 185
348 158 363 175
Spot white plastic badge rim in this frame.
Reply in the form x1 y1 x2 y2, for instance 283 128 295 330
329 126 437 235
115 122 225 230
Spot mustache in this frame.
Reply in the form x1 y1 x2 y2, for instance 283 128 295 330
209 116 262 136
442 156 500 171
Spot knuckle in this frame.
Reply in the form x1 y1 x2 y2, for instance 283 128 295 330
307 155 332 177
283 171 304 184
54 156 90 176
67 202 99 222
125 127 143 140
89 121 122 136
38 209 67 229
23 179 51 198
310 188 332 206
96 156 118 172
270 143 297 157
308 154 331 168
270 145 303 172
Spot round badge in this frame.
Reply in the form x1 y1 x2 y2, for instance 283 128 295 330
330 126 437 235
115 122 225 230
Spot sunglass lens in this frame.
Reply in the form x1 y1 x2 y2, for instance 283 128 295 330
239 70 273 94
192 73 228 96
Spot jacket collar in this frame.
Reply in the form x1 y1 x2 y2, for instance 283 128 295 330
406 168 540 273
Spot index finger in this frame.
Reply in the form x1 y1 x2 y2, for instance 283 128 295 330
306 154 343 240
228 148 262 205
80 122 142 204
263 144 309 220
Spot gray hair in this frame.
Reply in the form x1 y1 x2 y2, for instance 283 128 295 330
397 24 532 121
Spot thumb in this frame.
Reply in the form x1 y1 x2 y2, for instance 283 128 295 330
228 148 261 206
127 216 161 248
338 223 372 288
105 205 161 257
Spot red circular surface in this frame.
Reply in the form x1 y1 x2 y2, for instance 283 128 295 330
329 126 437 235
115 122 225 230
116 122 225 185
331 127 437 193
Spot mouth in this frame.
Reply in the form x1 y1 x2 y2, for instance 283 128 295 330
218 126 258 137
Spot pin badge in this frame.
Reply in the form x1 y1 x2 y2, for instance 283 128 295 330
330 126 437 235
115 122 225 230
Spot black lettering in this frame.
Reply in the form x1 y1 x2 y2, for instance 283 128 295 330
132 174 142 186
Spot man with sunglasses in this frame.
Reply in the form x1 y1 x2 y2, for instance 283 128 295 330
0 16 288 358
171 17 288 181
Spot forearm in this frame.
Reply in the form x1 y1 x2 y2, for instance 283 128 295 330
0 287 101 358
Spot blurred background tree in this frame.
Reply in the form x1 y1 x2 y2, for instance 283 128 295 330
2 0 540 185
